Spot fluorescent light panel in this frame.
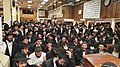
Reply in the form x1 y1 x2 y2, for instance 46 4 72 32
76 0 80 2
28 0 32 3
28 5 31 6
28 7 31 8
43 0 48 2
40 6 42 7
41 2 46 4
58 1 62 3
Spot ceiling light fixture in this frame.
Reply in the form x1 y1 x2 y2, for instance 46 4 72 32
40 6 42 7
28 5 31 6
54 0 56 3
76 0 80 2
41 2 46 4
16 3 18 5
28 0 32 3
58 1 62 3
43 0 48 2
28 6 31 8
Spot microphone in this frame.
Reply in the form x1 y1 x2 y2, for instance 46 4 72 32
0 60 5 67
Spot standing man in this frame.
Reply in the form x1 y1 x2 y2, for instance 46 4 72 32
4 32 19 67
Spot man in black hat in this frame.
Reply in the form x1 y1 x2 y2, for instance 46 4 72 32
42 49 75 67
13 53 38 67
4 32 20 67
46 44 60 60
94 43 108 53
29 38 45 53
19 43 30 58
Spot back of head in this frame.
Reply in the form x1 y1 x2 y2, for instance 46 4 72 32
101 62 117 67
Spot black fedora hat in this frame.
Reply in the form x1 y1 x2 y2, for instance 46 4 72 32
52 45 61 51
101 62 118 67
20 44 30 49
6 32 13 36
13 53 29 61
35 46 42 52
67 43 75 49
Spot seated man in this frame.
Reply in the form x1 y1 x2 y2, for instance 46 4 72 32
28 47 46 67
94 43 108 53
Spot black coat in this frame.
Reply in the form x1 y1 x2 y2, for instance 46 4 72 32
46 50 58 60
5 41 20 67
42 58 75 67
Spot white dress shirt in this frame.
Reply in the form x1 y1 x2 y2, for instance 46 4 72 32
75 28 79 34
6 40 13 56
20 29 24 36
28 52 46 66
53 59 57 67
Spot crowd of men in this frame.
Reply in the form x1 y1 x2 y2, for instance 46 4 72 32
1 20 120 67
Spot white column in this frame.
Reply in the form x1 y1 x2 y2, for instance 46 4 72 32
0 17 2 43
86 21 90 29
12 2 16 22
111 19 115 32
3 0 11 26
12 7 16 22
37 9 39 21
18 6 20 22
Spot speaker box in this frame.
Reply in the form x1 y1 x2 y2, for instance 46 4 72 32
12 1 15 7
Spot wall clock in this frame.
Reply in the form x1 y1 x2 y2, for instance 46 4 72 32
104 0 111 7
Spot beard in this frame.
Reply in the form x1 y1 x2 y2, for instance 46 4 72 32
56 61 64 67
35 53 41 58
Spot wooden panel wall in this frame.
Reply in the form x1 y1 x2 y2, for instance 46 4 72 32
62 5 73 19
20 9 37 21
73 4 83 21
101 0 120 18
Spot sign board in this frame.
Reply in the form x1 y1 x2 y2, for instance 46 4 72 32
39 10 45 16
48 6 63 18
83 0 101 18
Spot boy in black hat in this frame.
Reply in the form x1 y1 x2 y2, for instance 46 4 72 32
13 53 37 67
28 47 46 67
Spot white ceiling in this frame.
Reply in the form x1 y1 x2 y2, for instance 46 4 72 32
0 0 54 10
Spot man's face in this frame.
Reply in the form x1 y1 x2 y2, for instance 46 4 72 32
7 35 13 42
62 37 66 43
2 31 5 39
15 26 19 31
22 48 29 55
58 58 65 65
35 51 42 58
23 39 29 44
17 61 27 67
82 44 88 49
99 44 104 50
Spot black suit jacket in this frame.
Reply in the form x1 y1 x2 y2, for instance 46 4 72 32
42 58 75 67
5 41 20 67
42 59 54 67
5 41 20 59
